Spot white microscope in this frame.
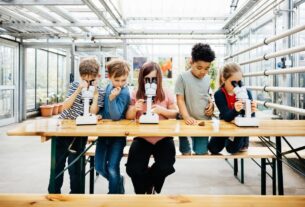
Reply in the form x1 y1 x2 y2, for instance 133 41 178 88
232 80 259 127
76 83 98 125
139 77 159 124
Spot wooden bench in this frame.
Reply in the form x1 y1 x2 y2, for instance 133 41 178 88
0 194 304 207
85 145 276 195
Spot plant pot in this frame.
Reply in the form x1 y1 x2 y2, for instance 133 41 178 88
58 103 64 113
52 104 59 115
40 105 54 117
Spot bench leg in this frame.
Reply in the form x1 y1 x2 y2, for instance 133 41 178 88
79 140 86 194
49 137 57 193
89 156 95 194
261 158 266 195
276 136 284 195
272 158 277 195
240 158 244 184
234 159 238 177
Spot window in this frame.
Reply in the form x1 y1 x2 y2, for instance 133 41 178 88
25 48 36 110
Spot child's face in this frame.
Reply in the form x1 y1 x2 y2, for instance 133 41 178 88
190 60 211 79
81 74 97 85
110 74 128 88
223 71 243 93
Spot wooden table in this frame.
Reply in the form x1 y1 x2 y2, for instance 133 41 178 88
7 118 305 195
0 194 305 207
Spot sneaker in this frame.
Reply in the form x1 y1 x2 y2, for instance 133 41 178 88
181 152 192 155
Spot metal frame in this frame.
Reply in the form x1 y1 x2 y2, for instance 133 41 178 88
257 100 305 116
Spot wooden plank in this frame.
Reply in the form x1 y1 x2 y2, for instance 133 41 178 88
0 194 304 207
6 119 305 137
85 146 275 159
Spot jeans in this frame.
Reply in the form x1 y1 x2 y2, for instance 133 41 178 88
48 136 87 194
95 137 126 194
208 137 249 154
179 136 209 155
126 137 176 194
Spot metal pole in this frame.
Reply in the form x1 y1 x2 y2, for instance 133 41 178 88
256 100 305 115
247 86 305 93
239 45 305 65
244 66 305 77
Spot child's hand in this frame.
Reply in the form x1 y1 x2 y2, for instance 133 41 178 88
251 100 257 113
79 80 89 90
109 87 121 101
234 100 243 112
134 99 145 111
204 102 214 117
184 116 197 125
151 105 165 115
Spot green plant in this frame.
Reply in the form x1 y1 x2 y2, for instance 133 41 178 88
208 62 218 90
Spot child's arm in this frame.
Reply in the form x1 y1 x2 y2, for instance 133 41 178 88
126 99 144 120
63 81 86 110
214 91 239 122
177 94 196 125
151 104 178 119
89 91 99 114
108 89 130 121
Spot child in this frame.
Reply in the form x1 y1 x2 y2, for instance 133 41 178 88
48 58 104 194
95 59 130 194
208 62 257 154
175 43 215 155
125 61 179 194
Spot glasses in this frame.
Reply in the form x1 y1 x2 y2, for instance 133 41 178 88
144 77 157 84
231 80 243 87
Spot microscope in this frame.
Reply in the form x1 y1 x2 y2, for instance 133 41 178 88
76 82 98 125
139 77 159 124
232 80 259 127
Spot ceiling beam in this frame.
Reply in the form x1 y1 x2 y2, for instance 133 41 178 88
0 0 83 5
1 22 105 27
98 0 123 26
82 0 119 35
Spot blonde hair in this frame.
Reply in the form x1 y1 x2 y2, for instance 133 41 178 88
106 59 130 78
79 58 100 77
219 62 242 86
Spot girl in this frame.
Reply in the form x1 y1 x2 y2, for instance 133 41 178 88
125 61 179 194
208 62 257 154
95 59 130 194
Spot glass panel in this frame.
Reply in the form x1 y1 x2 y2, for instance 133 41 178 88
25 48 36 110
0 89 14 119
48 52 58 101
36 50 48 105
0 45 14 86
58 55 67 101
298 3 305 119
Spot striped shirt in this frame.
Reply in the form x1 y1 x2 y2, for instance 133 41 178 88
59 81 105 120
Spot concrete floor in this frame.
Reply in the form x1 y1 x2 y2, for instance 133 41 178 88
0 122 304 195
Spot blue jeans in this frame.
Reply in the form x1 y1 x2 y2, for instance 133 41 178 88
208 137 249 154
95 137 126 194
179 136 209 155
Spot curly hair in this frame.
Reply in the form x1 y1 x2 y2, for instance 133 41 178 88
79 58 100 77
191 43 216 62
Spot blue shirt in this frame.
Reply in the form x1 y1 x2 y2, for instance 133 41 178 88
59 81 105 119
100 84 130 121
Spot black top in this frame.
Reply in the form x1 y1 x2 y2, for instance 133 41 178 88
214 87 255 122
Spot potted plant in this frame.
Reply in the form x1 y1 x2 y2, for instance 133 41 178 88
57 92 65 113
39 97 54 117
49 93 59 115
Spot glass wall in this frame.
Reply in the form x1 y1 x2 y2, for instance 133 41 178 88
0 38 18 126
25 49 68 111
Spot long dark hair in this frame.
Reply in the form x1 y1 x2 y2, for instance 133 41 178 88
136 61 165 102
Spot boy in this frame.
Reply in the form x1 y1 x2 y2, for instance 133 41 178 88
95 59 130 194
175 43 215 155
48 58 105 194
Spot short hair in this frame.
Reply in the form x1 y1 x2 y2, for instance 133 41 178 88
106 59 130 78
79 58 100 77
191 43 216 63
